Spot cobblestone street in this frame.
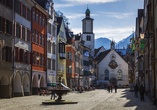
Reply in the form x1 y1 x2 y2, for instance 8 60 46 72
0 89 156 110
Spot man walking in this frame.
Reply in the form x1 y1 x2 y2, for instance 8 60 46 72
134 84 138 97
51 86 55 100
107 84 110 93
139 84 145 101
114 84 117 93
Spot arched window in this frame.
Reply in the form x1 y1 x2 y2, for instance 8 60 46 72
104 69 109 80
117 70 122 80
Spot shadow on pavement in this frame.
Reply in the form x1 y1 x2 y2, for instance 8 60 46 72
120 89 157 110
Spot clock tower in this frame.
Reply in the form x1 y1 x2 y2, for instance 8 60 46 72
82 7 95 49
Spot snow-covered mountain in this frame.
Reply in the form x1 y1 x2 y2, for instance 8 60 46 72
95 33 134 50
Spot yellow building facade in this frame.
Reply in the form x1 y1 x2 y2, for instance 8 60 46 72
57 17 67 86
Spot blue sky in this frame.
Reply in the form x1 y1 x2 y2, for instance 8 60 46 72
53 0 143 42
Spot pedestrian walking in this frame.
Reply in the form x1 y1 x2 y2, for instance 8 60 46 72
107 84 110 93
134 84 138 97
114 84 117 93
139 84 145 101
51 86 55 100
110 84 113 93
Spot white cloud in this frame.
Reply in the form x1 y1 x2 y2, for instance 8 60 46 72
55 0 120 8
66 14 96 19
63 0 120 4
99 12 134 19
70 27 132 42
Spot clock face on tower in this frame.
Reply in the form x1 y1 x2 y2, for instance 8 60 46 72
110 54 116 60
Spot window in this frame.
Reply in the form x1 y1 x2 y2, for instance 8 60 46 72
83 60 89 66
6 0 11 8
52 43 55 54
36 11 39 23
16 1 21 14
48 23 51 34
33 51 35 65
40 13 42 25
52 59 55 70
40 33 42 45
24 50 27 63
40 53 42 66
48 41 51 53
19 49 24 63
33 30 35 43
2 46 12 62
6 19 11 34
15 47 18 61
22 26 25 40
22 5 26 18
27 29 30 42
66 52 71 60
36 52 39 66
33 8 35 21
16 23 20 38
48 58 51 69
36 31 38 44
87 35 91 41
43 35 45 46
59 43 65 58
0 16 2 31
53 26 55 37
43 15 45 27
117 70 122 80
58 63 61 71
43 54 45 66
27 8 30 20
104 69 109 80
66 66 72 73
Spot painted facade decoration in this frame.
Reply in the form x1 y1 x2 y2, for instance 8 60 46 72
108 60 118 69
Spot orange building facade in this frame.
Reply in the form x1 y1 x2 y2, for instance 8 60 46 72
66 43 76 88
31 1 49 95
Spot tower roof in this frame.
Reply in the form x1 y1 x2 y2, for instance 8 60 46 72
86 8 90 13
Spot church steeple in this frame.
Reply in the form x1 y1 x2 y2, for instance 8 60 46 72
111 40 115 50
85 6 90 18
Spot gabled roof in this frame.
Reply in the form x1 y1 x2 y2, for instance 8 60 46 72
57 17 63 35
94 46 103 56
95 49 111 63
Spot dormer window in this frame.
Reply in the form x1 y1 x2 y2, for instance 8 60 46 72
59 43 66 59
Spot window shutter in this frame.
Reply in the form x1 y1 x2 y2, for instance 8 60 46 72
19 48 21 62
3 46 6 61
15 47 18 61
30 31 32 43
26 6 27 19
20 2 22 15
10 47 12 62
20 25 22 38
30 8 31 21
25 28 27 41
3 18 6 33
10 21 12 35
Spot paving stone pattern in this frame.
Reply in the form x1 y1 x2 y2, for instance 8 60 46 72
0 89 156 110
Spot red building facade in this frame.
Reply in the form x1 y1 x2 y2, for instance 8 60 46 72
31 1 49 95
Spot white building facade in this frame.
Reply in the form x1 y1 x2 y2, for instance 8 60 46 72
46 1 57 89
97 42 129 87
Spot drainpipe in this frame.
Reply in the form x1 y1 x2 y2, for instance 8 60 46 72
12 0 15 98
